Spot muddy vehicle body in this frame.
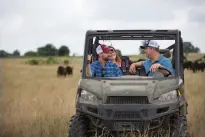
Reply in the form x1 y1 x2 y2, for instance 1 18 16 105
68 30 188 137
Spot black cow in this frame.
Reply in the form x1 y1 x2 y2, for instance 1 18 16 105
65 66 73 76
183 61 192 70
198 62 205 72
57 65 66 77
190 61 205 73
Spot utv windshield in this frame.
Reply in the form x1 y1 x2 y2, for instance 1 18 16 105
82 30 182 80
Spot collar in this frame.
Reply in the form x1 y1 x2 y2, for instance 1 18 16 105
96 60 111 66
149 55 163 64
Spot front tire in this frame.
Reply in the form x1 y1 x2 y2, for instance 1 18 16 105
68 113 90 137
171 114 188 137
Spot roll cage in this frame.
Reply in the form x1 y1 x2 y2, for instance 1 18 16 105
81 30 184 81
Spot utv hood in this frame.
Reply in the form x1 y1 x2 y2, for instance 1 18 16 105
78 76 182 102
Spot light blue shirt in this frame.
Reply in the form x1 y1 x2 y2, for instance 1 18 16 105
142 55 174 76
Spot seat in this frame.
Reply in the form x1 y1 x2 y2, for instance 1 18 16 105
120 56 130 75
120 56 147 76
137 67 147 76
159 49 171 58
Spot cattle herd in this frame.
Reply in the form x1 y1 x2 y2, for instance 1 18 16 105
183 55 205 73
57 65 73 77
56 55 205 77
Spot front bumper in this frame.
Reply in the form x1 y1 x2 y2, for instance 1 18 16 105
77 102 179 131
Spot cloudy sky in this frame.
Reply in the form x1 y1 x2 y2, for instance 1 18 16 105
0 0 205 55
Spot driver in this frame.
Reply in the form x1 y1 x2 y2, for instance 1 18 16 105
129 40 174 76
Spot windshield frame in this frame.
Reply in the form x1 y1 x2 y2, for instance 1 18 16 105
81 30 181 81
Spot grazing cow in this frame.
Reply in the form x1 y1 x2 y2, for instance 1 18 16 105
57 65 66 77
190 60 205 73
183 61 192 70
183 56 205 73
200 63 205 72
197 62 205 72
65 66 73 76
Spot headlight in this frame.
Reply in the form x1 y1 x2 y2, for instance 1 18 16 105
79 90 98 105
158 90 177 102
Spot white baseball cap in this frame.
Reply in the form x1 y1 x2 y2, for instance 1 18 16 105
140 40 160 49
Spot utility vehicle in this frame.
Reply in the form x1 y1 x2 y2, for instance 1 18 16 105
68 30 188 137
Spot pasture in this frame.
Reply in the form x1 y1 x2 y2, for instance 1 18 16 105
0 55 205 137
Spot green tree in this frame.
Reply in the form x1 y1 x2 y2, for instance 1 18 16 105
0 50 11 57
37 44 58 56
183 42 200 55
58 45 70 56
24 51 38 56
193 47 200 53
13 50 20 56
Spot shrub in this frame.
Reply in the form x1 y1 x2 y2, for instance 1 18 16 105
25 57 61 65
25 59 40 65
46 57 59 65
64 59 69 65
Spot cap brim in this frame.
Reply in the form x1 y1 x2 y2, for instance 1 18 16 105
140 46 146 49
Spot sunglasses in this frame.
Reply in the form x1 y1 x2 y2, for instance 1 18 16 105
109 49 115 53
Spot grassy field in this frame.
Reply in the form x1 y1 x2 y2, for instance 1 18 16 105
0 56 205 137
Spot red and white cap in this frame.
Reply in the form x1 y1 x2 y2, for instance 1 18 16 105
96 44 111 54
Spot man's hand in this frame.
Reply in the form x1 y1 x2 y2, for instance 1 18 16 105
129 61 143 74
129 63 136 73
150 63 162 72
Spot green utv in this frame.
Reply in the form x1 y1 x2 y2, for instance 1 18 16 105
68 30 188 137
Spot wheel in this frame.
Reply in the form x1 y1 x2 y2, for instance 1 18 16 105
68 113 90 137
170 114 188 137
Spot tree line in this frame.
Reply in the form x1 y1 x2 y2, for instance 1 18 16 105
0 41 202 58
0 44 71 57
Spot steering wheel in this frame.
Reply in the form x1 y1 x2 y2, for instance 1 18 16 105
146 67 172 77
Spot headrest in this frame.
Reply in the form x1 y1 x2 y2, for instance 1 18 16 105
159 49 171 58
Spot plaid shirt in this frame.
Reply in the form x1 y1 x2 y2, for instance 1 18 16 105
90 61 122 77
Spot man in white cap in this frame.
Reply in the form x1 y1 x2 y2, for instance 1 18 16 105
129 40 174 76
88 44 122 77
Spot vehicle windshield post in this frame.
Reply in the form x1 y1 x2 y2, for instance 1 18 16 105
82 35 90 78
175 31 180 78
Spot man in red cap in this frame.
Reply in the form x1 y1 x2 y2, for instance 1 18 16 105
88 44 122 77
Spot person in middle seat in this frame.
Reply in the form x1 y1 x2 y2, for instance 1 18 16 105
108 46 121 67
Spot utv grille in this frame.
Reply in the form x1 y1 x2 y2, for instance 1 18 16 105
106 96 149 104
114 110 148 120
114 111 140 119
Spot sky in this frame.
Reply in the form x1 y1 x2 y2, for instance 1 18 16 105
0 0 205 55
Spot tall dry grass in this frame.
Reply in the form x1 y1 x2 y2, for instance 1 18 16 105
0 58 80 137
184 70 205 136
0 58 205 137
